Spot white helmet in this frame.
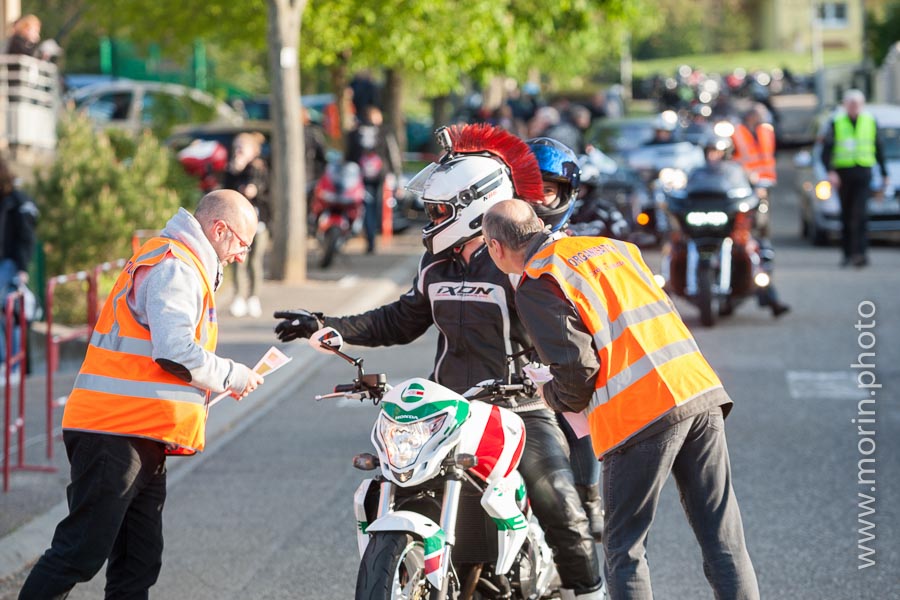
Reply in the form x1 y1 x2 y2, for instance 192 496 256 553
413 155 514 254
406 124 543 255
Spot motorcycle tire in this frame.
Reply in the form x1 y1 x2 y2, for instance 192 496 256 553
697 266 716 327
355 532 436 600
319 226 342 269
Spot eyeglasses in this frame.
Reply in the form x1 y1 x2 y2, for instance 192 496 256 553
223 222 252 254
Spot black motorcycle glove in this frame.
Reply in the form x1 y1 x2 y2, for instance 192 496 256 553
273 309 325 342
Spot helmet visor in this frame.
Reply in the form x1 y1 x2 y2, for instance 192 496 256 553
405 162 440 196
424 200 455 223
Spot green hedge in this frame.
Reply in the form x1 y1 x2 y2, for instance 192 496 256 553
31 111 200 323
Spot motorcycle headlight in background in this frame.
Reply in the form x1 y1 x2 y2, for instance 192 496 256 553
713 120 735 138
685 211 729 227
815 181 832 201
658 168 687 191
378 413 447 470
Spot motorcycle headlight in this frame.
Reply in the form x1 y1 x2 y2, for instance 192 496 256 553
685 211 729 227
379 413 447 470
658 168 687 191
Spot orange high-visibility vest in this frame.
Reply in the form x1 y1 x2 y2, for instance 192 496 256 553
731 123 776 185
62 237 218 455
523 236 724 458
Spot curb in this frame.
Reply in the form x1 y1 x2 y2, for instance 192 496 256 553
0 252 421 581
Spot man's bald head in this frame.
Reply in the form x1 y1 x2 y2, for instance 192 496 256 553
195 189 257 230
195 189 259 264
483 199 544 252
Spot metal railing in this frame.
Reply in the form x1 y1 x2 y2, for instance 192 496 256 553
0 54 60 151
3 290 55 492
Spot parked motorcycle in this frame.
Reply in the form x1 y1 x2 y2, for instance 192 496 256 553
310 157 366 268
304 326 560 600
176 140 228 192
660 163 771 326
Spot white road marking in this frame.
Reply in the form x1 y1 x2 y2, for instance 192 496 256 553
785 370 861 399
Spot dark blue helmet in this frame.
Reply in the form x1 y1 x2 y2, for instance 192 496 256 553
526 137 581 231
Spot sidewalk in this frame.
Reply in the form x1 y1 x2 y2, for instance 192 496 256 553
0 231 425 586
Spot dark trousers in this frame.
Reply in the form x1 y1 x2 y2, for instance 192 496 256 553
19 432 167 600
519 409 602 594
557 412 601 487
837 168 872 260
363 179 384 252
602 407 759 600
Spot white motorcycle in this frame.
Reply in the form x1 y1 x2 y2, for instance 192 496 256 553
307 327 560 600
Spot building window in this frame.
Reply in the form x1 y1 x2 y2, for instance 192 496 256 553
818 2 848 28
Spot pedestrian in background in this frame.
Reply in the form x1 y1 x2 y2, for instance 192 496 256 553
821 89 890 268
4 14 41 57
224 132 270 318
345 106 401 254
483 199 759 600
0 158 38 384
19 190 264 599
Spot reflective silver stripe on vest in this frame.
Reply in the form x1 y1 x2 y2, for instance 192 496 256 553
73 373 208 405
587 337 701 412
134 242 172 264
90 330 155 355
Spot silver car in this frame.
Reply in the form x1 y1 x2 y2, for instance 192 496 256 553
796 103 900 245
67 80 242 137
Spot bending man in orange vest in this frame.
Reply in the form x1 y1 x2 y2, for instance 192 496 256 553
483 199 759 600
20 190 265 599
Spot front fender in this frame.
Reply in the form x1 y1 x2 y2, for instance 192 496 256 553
367 510 448 590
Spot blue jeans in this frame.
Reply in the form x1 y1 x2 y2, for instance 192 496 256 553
602 407 759 600
557 412 601 487
19 432 168 599
0 258 21 373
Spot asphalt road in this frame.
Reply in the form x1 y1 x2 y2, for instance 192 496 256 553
6 155 899 599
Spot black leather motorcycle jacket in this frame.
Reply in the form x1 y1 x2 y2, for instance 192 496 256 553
323 244 542 411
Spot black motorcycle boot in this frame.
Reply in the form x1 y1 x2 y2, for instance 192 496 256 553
575 484 604 542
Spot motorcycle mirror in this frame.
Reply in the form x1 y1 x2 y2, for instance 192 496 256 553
309 327 344 354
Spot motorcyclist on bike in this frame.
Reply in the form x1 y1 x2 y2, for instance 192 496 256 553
694 135 790 317
527 136 604 542
645 110 680 145
275 124 605 600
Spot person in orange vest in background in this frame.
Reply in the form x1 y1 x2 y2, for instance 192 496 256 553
731 104 777 237
483 199 760 600
19 190 265 599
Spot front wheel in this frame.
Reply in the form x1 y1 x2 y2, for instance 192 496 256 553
356 532 431 600
697 265 716 327
319 226 343 268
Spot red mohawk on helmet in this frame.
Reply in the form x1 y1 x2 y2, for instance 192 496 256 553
445 124 544 203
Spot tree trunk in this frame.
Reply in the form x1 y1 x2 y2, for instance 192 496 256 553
429 95 451 155
267 0 306 282
383 68 406 152
329 51 351 150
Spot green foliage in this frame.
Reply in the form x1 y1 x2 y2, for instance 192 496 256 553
32 111 198 278
866 2 900 67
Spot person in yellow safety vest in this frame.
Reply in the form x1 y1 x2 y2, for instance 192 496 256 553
483 199 760 600
19 190 265 600
821 89 890 268
731 104 777 237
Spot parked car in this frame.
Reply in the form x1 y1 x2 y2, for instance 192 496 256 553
67 80 242 137
795 104 900 245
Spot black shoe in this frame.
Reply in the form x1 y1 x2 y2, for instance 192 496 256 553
852 255 868 268
772 302 791 318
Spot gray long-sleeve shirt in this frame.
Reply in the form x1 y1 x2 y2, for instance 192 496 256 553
130 208 251 395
